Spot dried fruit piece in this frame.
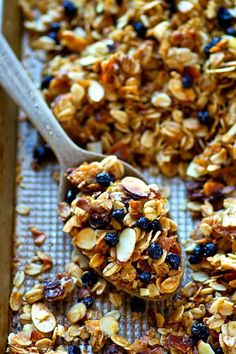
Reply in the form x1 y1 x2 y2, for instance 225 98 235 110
116 228 136 262
165 334 193 352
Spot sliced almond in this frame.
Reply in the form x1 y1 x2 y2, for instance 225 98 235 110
192 272 209 283
25 263 43 276
99 315 119 337
75 228 96 250
10 332 32 347
116 228 136 262
89 253 104 268
31 303 56 333
121 177 150 199
88 80 105 102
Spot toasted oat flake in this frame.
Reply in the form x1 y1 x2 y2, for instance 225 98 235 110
67 303 87 324
151 92 172 108
16 204 30 215
109 292 122 308
99 315 119 337
111 335 131 350
31 303 56 333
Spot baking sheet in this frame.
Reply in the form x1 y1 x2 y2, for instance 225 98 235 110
10 34 195 351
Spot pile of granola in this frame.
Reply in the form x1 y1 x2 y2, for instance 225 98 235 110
20 0 236 176
59 156 183 300
9 156 236 353
8 0 236 353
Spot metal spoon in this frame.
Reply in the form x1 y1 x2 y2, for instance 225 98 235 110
0 33 184 300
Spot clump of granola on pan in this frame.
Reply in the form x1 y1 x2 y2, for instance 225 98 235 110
172 198 236 354
20 0 236 176
188 197 236 271
187 124 236 216
59 156 183 300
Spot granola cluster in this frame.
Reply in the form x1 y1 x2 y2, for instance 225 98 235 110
186 127 236 217
59 156 183 300
151 197 236 354
20 0 236 176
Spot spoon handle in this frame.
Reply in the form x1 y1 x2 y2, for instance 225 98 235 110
0 33 80 165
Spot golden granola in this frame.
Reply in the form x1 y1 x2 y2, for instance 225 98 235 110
10 0 236 353
19 0 236 177
60 156 183 300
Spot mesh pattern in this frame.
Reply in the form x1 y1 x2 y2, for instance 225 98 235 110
9 35 194 351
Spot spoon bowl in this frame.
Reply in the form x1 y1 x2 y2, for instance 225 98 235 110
0 33 184 301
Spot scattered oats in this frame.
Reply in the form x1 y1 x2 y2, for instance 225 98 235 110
152 21 170 41
67 303 87 324
31 303 56 333
192 272 210 283
16 204 30 215
151 92 172 108
109 292 122 307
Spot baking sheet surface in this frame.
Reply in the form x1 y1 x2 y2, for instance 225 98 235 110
10 35 194 351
